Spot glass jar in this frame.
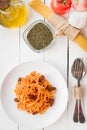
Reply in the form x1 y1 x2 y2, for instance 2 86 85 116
23 20 54 53
0 0 27 28
72 0 87 11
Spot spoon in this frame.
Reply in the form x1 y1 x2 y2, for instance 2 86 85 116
71 58 85 123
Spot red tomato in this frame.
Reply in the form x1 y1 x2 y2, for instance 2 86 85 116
51 0 72 14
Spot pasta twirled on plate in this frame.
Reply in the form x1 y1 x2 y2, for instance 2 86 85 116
14 71 56 115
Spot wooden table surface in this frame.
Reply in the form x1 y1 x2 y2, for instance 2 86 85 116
0 0 87 130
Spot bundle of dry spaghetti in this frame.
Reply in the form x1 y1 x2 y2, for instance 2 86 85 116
14 71 56 115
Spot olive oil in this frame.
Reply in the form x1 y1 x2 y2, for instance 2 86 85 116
0 5 27 28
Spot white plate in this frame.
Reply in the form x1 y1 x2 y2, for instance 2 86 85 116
1 61 68 129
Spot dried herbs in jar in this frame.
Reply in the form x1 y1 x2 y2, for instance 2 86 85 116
27 22 53 51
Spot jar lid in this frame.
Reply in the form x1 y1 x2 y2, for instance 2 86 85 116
0 0 10 10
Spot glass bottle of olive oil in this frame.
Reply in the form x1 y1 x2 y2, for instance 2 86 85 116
0 0 27 28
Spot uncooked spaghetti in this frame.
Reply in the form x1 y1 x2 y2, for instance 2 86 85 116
14 71 56 115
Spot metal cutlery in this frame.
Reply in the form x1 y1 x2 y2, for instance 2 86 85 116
71 58 85 123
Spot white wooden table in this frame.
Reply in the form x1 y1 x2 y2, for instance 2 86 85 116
0 0 87 130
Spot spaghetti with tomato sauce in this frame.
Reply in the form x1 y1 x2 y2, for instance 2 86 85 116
14 71 56 115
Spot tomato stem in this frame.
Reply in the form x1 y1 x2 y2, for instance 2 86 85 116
62 0 67 5
57 0 67 5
